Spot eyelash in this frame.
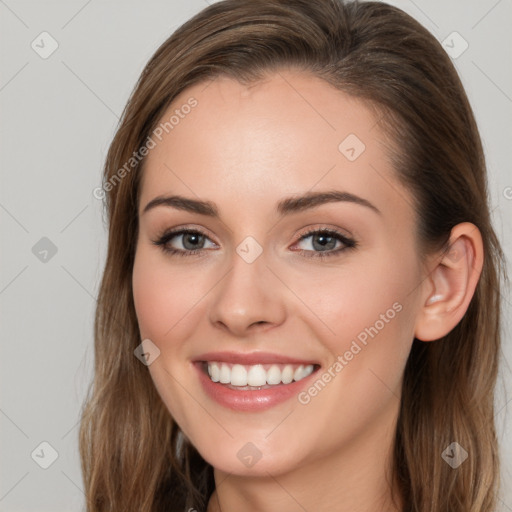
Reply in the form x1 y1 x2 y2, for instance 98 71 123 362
151 227 357 260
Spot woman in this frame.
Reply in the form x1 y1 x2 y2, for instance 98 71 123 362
79 1 506 510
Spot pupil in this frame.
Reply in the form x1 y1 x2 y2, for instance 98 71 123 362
313 234 335 251
184 233 203 250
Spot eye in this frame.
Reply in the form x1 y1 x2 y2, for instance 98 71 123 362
152 226 357 260
151 228 217 257
292 228 357 259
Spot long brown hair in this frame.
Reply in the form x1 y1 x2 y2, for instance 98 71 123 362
79 1 507 510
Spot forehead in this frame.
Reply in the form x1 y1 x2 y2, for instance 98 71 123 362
139 70 410 223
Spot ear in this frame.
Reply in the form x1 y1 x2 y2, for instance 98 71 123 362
414 222 484 342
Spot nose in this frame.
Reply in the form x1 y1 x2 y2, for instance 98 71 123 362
208 247 286 337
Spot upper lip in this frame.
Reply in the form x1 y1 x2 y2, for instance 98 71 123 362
194 351 319 366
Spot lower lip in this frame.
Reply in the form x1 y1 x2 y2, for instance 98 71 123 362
194 362 319 412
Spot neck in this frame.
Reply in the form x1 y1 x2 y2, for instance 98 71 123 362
206 400 403 512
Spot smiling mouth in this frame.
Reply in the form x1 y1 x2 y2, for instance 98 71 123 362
200 361 321 390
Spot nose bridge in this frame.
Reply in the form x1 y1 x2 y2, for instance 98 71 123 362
208 235 285 333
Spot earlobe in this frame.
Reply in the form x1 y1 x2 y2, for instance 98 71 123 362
415 223 484 342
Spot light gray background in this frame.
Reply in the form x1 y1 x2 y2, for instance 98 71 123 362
1 1 511 511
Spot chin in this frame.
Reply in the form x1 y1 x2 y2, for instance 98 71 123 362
189 433 308 478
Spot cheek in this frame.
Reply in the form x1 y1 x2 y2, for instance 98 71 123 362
132 252 170 340
132 248 201 424
294 248 419 366
132 247 203 342
286 259 418 447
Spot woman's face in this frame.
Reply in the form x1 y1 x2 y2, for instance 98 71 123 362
132 70 427 477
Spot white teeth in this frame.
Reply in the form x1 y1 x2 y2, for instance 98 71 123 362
293 365 314 381
281 365 294 384
219 363 231 384
267 365 282 385
247 364 267 386
205 361 315 387
209 363 220 382
230 364 247 386
293 365 305 381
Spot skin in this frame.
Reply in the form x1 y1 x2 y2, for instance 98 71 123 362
132 69 483 512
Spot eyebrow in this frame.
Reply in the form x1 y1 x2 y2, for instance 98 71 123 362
142 190 381 217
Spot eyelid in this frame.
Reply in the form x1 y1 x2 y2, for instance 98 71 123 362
158 224 219 244
294 223 354 240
